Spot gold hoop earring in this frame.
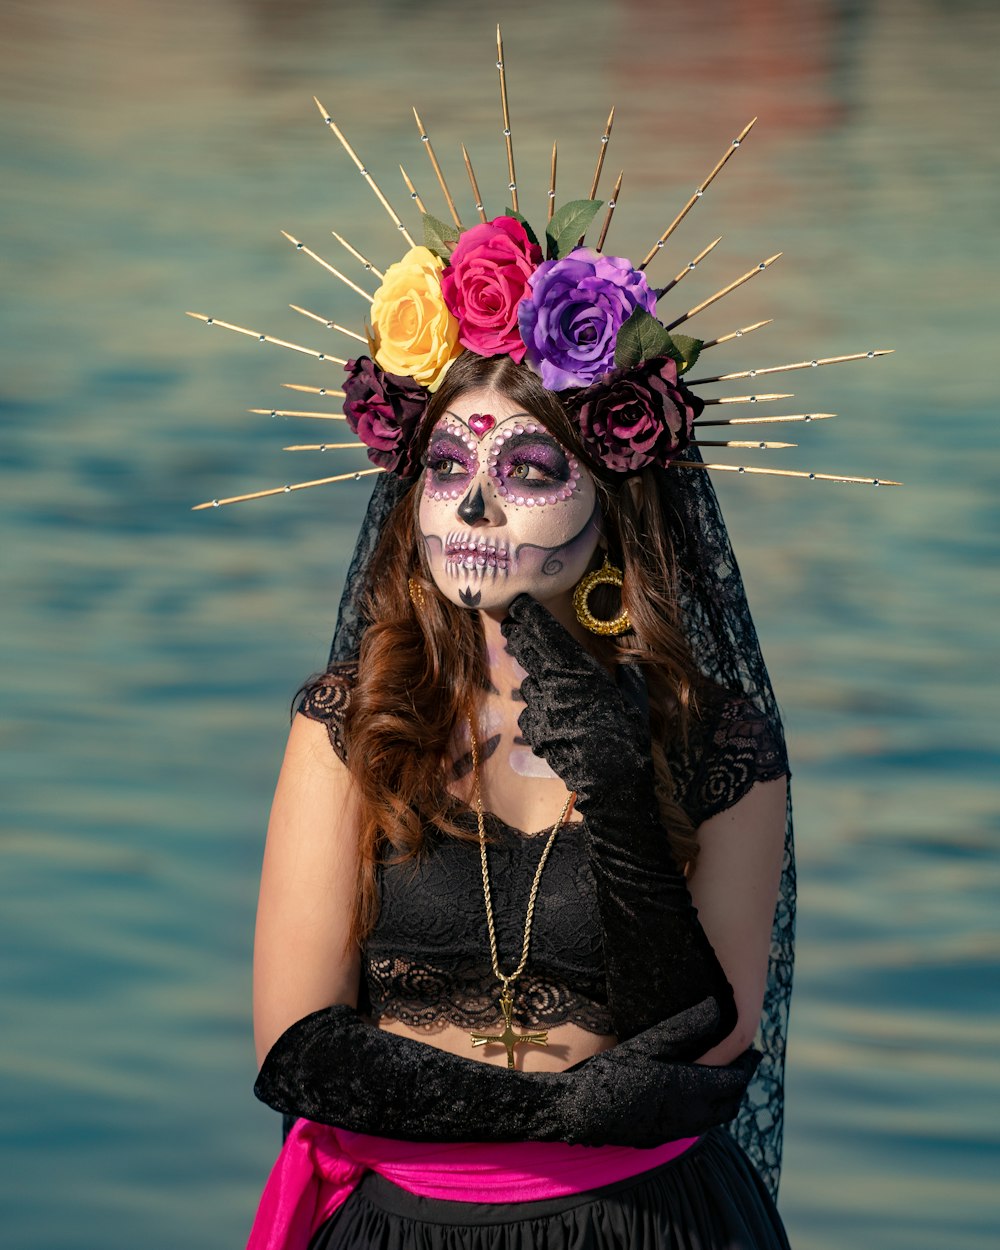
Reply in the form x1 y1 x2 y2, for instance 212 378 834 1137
408 576 426 614
573 554 631 636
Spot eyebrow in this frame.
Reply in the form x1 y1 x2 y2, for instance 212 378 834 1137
442 410 532 424
501 430 567 450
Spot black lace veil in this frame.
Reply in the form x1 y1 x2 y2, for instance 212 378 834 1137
325 444 795 1200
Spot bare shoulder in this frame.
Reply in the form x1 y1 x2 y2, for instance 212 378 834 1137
689 773 787 910
282 708 354 779
267 711 359 844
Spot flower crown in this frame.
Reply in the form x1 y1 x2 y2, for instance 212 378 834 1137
188 28 896 509
344 215 707 479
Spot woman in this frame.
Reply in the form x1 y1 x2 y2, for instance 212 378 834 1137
249 347 793 1248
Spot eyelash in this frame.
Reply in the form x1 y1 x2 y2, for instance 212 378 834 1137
424 447 473 479
504 456 558 484
422 443 570 490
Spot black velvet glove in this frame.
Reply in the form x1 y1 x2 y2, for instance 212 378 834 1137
255 1000 759 1148
500 594 738 1046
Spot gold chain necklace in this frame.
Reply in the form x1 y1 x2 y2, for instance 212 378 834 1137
466 711 576 1068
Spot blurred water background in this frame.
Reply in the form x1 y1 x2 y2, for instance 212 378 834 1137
2 0 998 1246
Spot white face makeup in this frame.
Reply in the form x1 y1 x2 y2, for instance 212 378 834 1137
417 388 602 615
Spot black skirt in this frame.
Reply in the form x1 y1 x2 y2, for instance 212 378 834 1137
308 1126 791 1250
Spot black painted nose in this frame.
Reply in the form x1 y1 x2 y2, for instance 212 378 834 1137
457 484 486 524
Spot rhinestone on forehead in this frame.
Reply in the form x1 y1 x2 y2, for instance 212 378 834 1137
467 412 497 439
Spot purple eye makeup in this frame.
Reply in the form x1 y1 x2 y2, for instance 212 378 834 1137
423 419 479 500
421 414 582 508
486 424 581 506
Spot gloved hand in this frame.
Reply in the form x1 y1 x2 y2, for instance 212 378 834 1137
255 1000 759 1148
500 594 738 1046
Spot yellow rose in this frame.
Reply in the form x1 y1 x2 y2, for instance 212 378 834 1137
370 246 461 392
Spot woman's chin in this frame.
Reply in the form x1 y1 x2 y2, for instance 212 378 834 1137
446 581 517 614
440 578 578 621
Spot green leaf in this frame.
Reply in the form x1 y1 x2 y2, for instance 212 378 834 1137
545 198 603 259
506 210 541 250
669 332 703 373
422 212 459 257
613 308 675 369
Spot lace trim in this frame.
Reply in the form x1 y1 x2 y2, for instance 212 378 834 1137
691 693 790 825
367 959 613 1034
296 661 357 763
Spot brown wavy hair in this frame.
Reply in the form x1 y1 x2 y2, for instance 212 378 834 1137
338 352 710 944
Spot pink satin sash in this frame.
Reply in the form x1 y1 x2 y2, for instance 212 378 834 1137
247 1118 699 1249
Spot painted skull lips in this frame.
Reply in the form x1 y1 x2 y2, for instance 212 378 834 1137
444 532 511 573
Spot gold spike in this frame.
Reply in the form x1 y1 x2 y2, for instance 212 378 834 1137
673 462 900 486
399 165 428 216
331 230 384 281
639 117 756 269
657 237 722 298
694 412 836 426
687 350 894 385
281 232 373 303
412 107 462 230
186 312 346 365
664 254 781 332
700 392 794 406
313 98 415 247
193 466 386 511
460 145 487 223
281 383 346 398
700 319 773 349
283 442 368 451
596 171 623 253
289 305 368 343
547 142 558 223
691 439 797 449
588 106 615 199
496 25 518 212
574 108 615 247
248 408 347 420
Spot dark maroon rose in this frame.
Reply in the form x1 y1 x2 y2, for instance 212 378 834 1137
342 356 429 477
568 356 703 474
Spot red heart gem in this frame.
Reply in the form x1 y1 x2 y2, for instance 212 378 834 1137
468 412 496 439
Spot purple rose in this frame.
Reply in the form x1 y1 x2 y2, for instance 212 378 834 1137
568 356 703 473
342 356 429 477
517 248 657 390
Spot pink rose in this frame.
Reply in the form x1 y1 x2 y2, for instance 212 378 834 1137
441 216 542 362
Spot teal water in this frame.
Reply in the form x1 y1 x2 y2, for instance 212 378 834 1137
2 1 998 1246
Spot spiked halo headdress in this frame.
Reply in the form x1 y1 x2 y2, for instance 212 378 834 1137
188 26 895 511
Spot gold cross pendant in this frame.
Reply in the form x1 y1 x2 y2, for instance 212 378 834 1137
470 988 548 1069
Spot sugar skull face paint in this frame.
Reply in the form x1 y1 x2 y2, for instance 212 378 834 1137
418 388 602 614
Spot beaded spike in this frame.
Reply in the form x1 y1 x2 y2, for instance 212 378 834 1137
313 98 415 246
639 117 756 269
185 313 346 365
193 467 385 511
496 25 518 211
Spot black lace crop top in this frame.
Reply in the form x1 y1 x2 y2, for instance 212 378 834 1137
297 662 790 1037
